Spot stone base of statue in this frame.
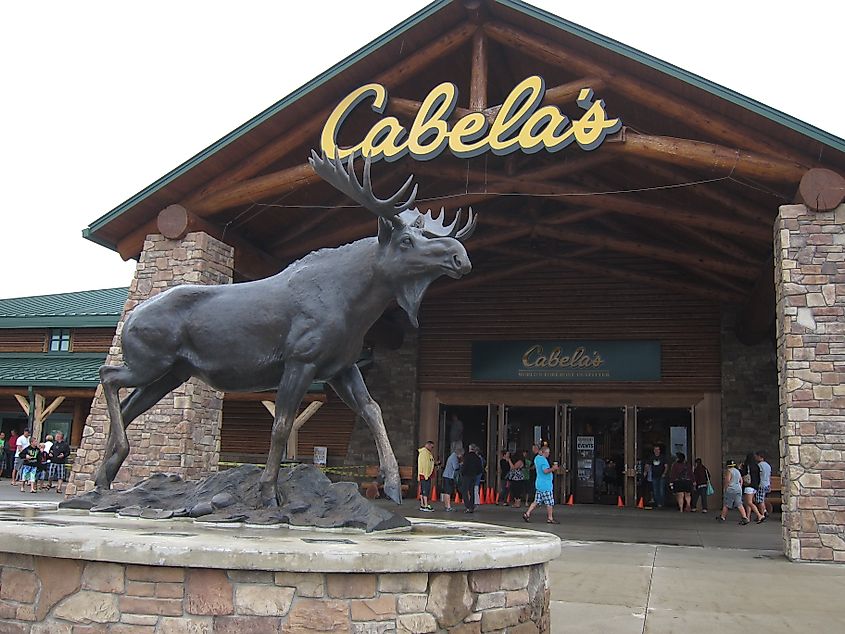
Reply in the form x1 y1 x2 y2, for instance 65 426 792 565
0 503 559 632
60 464 409 533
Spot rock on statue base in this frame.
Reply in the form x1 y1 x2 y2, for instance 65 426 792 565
60 463 409 532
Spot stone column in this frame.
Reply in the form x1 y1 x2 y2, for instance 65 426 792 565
67 232 234 496
775 203 845 562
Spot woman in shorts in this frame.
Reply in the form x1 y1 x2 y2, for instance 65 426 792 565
668 452 693 512
740 452 764 523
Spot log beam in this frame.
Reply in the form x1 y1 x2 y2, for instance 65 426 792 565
469 30 488 110
187 23 476 203
192 163 320 216
483 21 811 164
416 163 771 241
483 77 605 122
609 132 808 184
535 224 754 279
116 206 283 280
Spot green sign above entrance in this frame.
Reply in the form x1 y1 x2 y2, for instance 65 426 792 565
471 340 661 382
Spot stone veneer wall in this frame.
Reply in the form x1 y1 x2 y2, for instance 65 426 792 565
0 553 550 633
67 232 234 496
720 308 779 466
345 323 419 470
775 203 845 563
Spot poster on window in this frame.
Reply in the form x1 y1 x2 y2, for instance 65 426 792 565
313 446 327 465
670 427 687 458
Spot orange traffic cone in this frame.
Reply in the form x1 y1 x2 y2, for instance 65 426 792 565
637 497 645 509
617 496 624 508
431 481 438 503
478 486 486 505
495 490 500 505
454 490 461 504
566 494 574 506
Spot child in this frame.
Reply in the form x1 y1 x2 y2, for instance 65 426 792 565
19 442 41 493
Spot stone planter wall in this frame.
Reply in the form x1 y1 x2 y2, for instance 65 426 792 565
0 553 549 633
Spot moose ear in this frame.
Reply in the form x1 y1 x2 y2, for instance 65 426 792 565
377 217 393 245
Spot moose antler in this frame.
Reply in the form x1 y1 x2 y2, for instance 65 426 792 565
309 150 417 222
400 207 478 241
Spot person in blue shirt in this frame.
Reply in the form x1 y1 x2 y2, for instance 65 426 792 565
522 445 560 524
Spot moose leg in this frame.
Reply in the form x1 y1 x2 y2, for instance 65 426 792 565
95 366 186 490
259 361 317 507
329 365 402 504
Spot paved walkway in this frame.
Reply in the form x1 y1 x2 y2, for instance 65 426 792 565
394 500 782 551
550 540 845 633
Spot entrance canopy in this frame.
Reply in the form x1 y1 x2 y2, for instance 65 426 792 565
83 0 845 344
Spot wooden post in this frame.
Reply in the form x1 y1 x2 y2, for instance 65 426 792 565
469 30 488 110
261 400 324 460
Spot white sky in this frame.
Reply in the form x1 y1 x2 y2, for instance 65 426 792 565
1 0 842 300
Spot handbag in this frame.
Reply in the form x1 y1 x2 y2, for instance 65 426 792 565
706 478 715 496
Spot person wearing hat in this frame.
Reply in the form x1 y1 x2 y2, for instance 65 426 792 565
717 460 751 524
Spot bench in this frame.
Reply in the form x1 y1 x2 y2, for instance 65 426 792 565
360 465 414 499
768 475 782 511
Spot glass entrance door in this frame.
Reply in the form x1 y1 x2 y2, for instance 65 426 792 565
635 407 693 507
569 407 626 504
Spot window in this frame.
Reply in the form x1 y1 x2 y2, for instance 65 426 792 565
48 329 71 352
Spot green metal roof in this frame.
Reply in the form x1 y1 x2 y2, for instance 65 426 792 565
0 353 106 388
83 0 845 248
0 287 128 329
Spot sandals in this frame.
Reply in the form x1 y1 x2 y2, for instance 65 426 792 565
546 519 560 524
522 513 530 522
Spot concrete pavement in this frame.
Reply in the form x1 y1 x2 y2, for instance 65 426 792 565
550 540 845 633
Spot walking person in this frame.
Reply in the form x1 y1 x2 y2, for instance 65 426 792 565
417 440 436 512
650 445 667 508
717 460 752 525
740 452 765 523
48 432 71 495
505 450 526 508
691 458 711 513
754 451 772 521
460 444 483 514
668 452 693 512
498 450 511 505
522 445 560 524
441 446 462 512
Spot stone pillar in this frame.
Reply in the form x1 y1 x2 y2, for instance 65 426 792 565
67 232 234 496
775 203 845 562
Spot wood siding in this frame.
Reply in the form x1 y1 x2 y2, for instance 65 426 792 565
221 392 355 462
0 329 47 353
71 328 115 353
419 258 721 395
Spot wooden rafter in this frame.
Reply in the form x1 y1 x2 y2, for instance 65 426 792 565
483 77 605 122
496 247 741 303
185 23 476 205
535 224 754 279
608 132 807 183
414 162 771 241
483 21 812 165
469 29 488 110
116 208 283 281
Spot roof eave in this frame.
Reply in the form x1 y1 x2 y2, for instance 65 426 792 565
82 0 455 252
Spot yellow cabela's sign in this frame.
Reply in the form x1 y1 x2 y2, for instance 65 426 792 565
320 75 621 162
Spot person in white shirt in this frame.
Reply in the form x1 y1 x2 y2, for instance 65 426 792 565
755 451 772 520
12 430 31 485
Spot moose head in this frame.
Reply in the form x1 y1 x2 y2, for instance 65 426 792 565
309 150 476 327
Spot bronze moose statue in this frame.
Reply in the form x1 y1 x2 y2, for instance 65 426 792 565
93 151 476 506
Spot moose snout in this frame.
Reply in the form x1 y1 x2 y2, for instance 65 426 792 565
453 253 472 275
